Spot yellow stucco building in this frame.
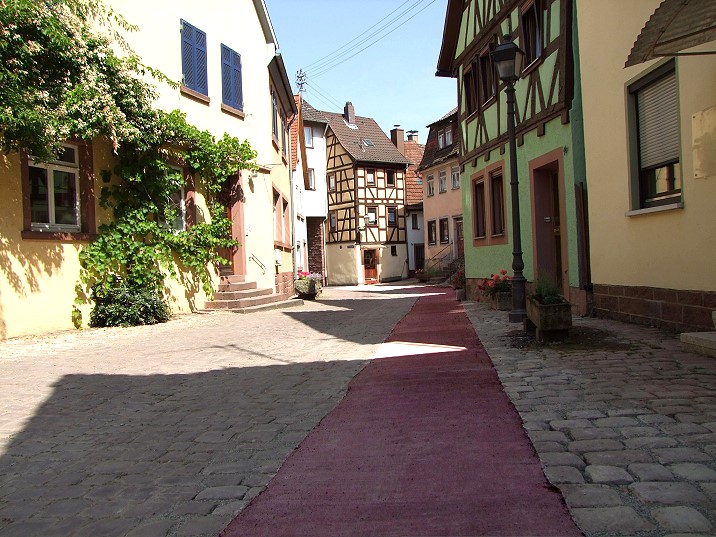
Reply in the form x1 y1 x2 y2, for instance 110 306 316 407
0 0 296 339
577 0 716 331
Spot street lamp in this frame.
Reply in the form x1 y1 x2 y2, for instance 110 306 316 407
492 34 527 323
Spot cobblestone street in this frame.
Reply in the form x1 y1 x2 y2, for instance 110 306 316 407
0 285 424 537
466 302 716 536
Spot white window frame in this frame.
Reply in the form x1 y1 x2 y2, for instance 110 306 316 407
166 166 186 233
366 206 378 225
28 144 81 232
304 126 313 148
427 175 435 197
445 127 453 146
438 130 445 149
328 174 336 191
439 170 447 193
307 168 316 190
366 169 375 185
451 166 461 189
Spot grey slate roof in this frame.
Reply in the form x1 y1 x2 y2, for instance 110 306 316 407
320 110 409 166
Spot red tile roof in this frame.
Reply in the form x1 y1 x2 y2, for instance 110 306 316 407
403 139 426 205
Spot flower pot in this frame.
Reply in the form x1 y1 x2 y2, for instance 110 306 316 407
295 279 321 300
526 296 572 343
489 291 512 310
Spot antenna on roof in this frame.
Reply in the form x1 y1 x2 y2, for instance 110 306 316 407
296 69 306 94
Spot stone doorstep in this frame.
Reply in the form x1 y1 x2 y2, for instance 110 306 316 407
217 298 304 314
680 331 716 358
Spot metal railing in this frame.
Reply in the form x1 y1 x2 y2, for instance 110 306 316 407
249 254 266 275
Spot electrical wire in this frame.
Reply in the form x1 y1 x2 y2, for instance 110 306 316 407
307 0 438 78
302 0 417 71
304 80 343 109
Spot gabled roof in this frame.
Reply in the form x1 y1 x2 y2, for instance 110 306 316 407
321 110 409 166
436 0 463 77
418 109 460 171
252 0 278 46
403 139 426 205
302 100 328 124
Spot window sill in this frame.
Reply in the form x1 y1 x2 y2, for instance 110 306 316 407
22 230 96 242
221 103 245 119
521 57 542 78
625 202 683 217
180 85 210 105
272 137 280 152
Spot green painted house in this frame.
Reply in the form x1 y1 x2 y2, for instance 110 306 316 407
437 0 590 314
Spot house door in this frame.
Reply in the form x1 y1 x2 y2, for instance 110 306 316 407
364 249 378 283
414 244 425 271
455 218 464 258
217 180 235 277
533 164 565 291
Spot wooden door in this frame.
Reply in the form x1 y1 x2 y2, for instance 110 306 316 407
363 249 377 283
455 218 464 258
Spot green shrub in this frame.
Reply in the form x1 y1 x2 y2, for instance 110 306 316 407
89 278 170 327
533 276 565 305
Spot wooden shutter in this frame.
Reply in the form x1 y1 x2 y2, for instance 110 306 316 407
221 45 232 106
232 50 243 111
194 28 208 95
637 71 678 169
181 20 195 89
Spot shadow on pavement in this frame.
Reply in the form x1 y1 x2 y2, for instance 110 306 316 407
0 360 365 537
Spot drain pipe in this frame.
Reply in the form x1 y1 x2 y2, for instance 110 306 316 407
287 111 298 283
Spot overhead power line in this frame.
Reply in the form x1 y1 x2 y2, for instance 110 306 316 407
304 0 437 79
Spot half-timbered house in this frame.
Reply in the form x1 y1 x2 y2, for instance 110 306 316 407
437 0 590 314
321 103 410 285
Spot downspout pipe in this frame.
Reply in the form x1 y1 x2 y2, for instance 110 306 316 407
287 112 298 283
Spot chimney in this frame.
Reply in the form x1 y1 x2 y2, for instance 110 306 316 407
344 102 355 124
390 125 405 156
407 130 419 143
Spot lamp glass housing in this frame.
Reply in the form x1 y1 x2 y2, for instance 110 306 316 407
492 36 525 81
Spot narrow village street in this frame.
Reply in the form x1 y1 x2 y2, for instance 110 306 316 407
1 284 716 536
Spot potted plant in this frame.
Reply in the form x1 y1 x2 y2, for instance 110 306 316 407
478 269 512 310
415 268 436 283
450 269 466 301
294 271 322 300
526 276 572 343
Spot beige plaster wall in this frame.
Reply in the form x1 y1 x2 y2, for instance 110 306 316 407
422 158 463 262
577 0 716 292
325 244 360 285
379 245 409 281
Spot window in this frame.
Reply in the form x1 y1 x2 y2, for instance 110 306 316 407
630 63 681 208
439 218 449 244
166 186 186 232
521 1 542 68
329 211 337 232
463 63 478 116
307 169 315 190
391 245 398 256
451 166 461 189
438 130 445 149
472 165 508 245
411 213 419 230
427 220 437 245
328 174 336 191
366 169 375 185
473 181 486 238
387 206 397 227
366 206 378 225
304 126 313 148
28 144 80 232
281 111 287 157
221 45 243 111
271 91 279 139
386 170 395 186
180 20 208 96
491 173 505 235
427 175 435 196
445 126 453 146
478 43 496 105
439 170 447 193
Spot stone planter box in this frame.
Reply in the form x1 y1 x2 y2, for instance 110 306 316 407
295 279 321 300
489 291 512 311
526 296 572 343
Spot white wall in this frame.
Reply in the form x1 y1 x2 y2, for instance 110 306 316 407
302 121 328 218
406 209 424 271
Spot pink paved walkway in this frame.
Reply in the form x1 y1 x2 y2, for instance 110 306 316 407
220 289 581 537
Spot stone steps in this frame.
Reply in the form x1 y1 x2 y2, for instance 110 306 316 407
680 311 716 357
204 276 299 313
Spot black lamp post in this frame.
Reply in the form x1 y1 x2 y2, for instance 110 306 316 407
492 34 527 323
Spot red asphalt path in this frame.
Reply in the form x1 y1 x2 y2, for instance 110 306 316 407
220 289 581 537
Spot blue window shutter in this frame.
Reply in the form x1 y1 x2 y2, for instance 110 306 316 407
181 19 195 89
221 44 232 106
232 50 243 111
194 28 208 95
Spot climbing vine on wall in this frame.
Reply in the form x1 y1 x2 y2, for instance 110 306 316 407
0 0 257 326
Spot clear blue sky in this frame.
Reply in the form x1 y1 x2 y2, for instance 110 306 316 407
264 0 456 144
